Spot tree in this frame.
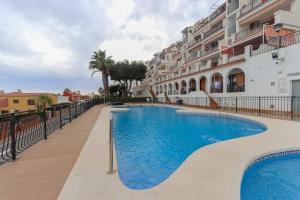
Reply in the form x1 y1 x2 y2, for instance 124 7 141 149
109 84 125 97
108 60 146 96
36 95 53 109
64 88 71 93
89 50 114 97
98 87 104 96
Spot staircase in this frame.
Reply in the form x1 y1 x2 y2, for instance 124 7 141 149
146 83 157 100
203 91 219 109
164 92 171 104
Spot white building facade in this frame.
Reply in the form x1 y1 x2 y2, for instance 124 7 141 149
132 0 300 108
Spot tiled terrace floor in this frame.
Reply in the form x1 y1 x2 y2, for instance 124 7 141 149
0 105 103 200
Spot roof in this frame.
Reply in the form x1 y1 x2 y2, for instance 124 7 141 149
0 92 57 97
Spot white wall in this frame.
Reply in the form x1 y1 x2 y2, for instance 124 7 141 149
58 96 69 104
153 43 300 98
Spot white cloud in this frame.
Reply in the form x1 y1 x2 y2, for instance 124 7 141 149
100 15 170 60
106 0 134 27
24 30 72 67
0 0 213 93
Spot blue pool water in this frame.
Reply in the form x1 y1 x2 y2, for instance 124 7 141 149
113 106 266 190
241 152 300 200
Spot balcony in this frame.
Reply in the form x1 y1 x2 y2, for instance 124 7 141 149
235 25 263 43
187 38 203 50
170 62 178 69
200 47 220 60
210 84 223 93
240 0 272 18
172 52 182 61
194 17 209 34
227 83 245 93
210 3 226 21
252 30 300 56
204 22 224 38
186 52 199 63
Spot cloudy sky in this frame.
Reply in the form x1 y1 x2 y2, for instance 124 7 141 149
0 0 219 94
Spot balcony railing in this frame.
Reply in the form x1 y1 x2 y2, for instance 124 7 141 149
200 47 219 58
194 17 209 33
252 30 300 56
188 38 203 49
210 84 223 93
204 22 224 38
227 83 245 93
170 62 178 69
172 52 181 58
210 3 226 21
186 52 199 63
235 25 262 41
240 0 272 18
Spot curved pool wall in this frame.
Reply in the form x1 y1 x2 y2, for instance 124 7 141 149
112 106 267 190
241 150 300 200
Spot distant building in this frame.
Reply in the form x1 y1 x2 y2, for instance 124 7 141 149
63 90 80 103
58 95 70 104
0 91 59 114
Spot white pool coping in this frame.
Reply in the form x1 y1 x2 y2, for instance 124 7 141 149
58 104 300 200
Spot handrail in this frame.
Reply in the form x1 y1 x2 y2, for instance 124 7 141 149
0 101 94 165
240 0 272 18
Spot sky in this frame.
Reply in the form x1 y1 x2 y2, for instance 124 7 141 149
0 0 220 94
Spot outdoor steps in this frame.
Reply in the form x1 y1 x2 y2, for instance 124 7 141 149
164 92 171 104
146 84 157 99
203 91 219 109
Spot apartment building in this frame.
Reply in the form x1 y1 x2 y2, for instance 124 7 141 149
132 0 300 101
0 91 61 114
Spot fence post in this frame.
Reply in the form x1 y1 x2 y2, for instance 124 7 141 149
75 103 78 118
107 113 114 174
59 106 63 129
258 97 261 116
10 114 17 161
291 96 295 120
235 97 238 113
69 104 72 123
43 108 48 140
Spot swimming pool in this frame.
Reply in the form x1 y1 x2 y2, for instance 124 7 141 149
112 106 266 190
241 150 300 200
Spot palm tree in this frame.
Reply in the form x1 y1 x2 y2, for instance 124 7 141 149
37 95 53 109
89 50 114 97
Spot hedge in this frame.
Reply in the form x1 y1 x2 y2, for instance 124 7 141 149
92 97 152 104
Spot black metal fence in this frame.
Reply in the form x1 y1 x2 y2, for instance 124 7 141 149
0 101 94 165
156 96 300 121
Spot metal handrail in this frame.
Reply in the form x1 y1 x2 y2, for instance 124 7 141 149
240 0 271 18
0 101 94 165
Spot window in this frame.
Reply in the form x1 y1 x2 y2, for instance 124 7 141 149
27 99 35 105
13 99 19 104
